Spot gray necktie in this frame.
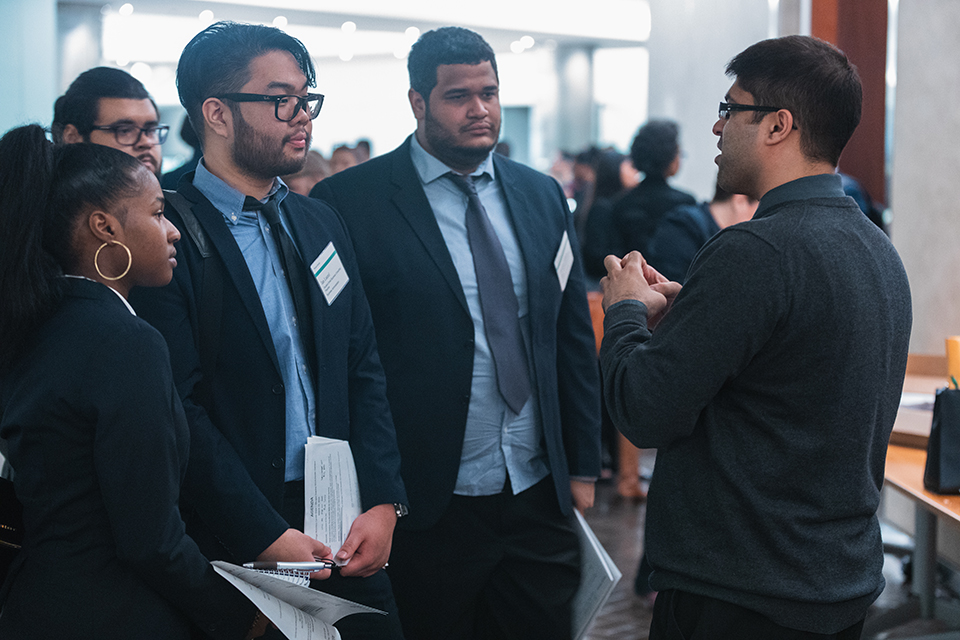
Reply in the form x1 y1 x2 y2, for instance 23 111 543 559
448 173 531 414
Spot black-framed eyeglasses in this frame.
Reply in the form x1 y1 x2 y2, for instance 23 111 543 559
216 93 325 122
90 124 170 146
718 102 783 120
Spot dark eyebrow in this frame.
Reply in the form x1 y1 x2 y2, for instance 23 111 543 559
265 81 308 94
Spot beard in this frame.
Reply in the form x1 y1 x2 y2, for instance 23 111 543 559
422 108 498 171
231 109 310 180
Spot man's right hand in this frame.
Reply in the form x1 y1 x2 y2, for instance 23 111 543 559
257 528 333 580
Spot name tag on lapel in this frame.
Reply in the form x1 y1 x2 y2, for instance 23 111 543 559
310 242 350 305
554 231 573 292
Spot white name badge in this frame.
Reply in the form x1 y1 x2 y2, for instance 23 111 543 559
310 242 350 306
554 231 573 292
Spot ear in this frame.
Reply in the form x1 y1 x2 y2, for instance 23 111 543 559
409 88 427 122
202 97 232 141
62 124 84 144
764 109 795 146
87 210 124 244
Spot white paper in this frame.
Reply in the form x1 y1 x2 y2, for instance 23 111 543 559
554 231 574 292
571 509 622 640
304 436 362 552
212 561 384 640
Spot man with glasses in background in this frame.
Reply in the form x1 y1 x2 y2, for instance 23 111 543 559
132 21 406 639
600 35 911 639
53 66 168 177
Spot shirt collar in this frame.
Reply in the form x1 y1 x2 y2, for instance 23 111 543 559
193 159 289 226
754 173 845 220
409 132 496 186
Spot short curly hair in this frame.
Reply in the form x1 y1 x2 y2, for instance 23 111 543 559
408 27 498 104
630 120 680 177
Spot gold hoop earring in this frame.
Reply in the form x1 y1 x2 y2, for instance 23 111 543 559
94 241 132 281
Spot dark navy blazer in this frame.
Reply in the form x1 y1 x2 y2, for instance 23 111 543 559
132 175 406 562
312 137 601 530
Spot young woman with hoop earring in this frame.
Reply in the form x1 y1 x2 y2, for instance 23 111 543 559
0 125 265 639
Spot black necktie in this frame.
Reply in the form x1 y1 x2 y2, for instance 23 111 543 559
243 195 317 384
448 173 531 414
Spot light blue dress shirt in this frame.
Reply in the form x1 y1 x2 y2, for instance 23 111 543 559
193 161 316 481
409 134 549 497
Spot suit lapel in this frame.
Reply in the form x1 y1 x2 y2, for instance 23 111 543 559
178 180 282 375
389 139 470 314
281 196 327 366
495 155 549 316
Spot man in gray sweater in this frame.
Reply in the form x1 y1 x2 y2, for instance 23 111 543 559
600 35 912 639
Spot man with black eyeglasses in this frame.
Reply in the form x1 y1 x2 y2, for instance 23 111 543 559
53 67 168 177
600 36 911 639
131 20 406 640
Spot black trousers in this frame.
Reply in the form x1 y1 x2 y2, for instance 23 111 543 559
650 589 864 640
389 476 581 640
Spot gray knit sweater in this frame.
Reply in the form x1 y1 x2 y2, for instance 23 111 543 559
600 174 912 633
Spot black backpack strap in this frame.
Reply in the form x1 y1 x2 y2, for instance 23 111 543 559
164 190 223 398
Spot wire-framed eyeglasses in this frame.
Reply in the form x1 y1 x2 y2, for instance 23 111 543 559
216 93 325 122
90 124 170 146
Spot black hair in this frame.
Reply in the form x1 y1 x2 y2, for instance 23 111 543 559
0 125 143 367
177 21 316 149
178 113 201 151
408 27 498 103
51 67 156 144
726 35 862 166
595 149 628 199
630 120 681 177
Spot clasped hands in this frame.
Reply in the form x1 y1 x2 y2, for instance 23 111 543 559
600 252 682 330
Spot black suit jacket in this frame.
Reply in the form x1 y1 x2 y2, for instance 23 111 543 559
132 176 405 562
611 176 697 257
312 137 601 530
0 279 251 639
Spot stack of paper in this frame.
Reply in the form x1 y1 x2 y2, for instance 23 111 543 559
571 510 622 640
303 436 361 551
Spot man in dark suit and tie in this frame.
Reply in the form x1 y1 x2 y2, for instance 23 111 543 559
132 21 406 639
311 26 602 640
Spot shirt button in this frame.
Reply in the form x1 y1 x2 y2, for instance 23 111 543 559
272 383 284 395
271 457 284 469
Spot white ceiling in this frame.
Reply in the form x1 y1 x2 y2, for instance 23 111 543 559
67 0 650 63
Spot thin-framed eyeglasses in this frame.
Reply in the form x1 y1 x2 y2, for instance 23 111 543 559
216 93 325 122
90 124 170 146
718 102 783 120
